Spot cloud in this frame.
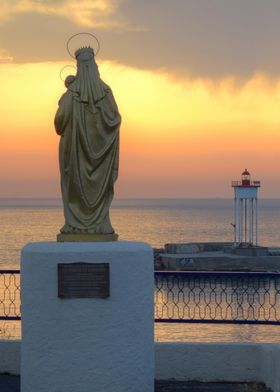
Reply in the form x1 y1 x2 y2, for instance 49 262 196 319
0 60 279 197
114 0 280 79
2 0 280 79
0 0 121 28
0 48 13 63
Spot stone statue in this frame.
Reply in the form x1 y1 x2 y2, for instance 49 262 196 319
54 46 121 241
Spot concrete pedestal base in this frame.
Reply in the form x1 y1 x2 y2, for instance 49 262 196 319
57 232 118 242
21 242 154 392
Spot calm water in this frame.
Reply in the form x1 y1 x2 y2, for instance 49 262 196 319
1 197 280 341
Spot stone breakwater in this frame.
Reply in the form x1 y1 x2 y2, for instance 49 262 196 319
153 242 280 272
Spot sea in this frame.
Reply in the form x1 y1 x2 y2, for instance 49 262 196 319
1 197 280 342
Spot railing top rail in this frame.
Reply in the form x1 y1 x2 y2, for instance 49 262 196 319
231 180 260 187
0 269 280 279
154 318 280 325
154 270 280 278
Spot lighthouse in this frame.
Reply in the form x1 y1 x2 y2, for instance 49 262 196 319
232 169 261 246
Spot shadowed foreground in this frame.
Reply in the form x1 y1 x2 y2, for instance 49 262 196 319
0 375 19 392
0 376 271 392
155 381 270 391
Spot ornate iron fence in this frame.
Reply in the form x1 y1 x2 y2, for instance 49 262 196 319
0 270 20 320
154 271 280 325
2 270 280 325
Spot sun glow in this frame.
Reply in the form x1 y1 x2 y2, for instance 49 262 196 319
0 61 280 197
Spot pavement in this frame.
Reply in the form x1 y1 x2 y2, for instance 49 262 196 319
0 375 19 392
0 376 271 392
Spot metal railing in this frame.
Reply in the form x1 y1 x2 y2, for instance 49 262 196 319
154 271 280 325
231 180 260 187
0 270 20 320
2 270 280 325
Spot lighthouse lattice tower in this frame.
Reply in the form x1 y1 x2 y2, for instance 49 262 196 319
232 169 261 246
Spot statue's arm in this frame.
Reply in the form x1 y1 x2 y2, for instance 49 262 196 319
99 85 121 126
54 92 72 136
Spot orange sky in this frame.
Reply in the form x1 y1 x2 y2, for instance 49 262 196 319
0 1 280 197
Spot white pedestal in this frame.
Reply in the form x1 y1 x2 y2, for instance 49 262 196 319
21 242 154 392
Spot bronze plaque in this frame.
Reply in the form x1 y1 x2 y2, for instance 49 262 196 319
58 263 110 299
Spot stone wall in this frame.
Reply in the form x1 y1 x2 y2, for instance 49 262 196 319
2 341 280 392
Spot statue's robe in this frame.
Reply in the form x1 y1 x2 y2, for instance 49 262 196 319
55 70 120 234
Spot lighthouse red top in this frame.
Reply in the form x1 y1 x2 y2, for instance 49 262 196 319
242 169 250 186
242 169 250 176
232 169 261 188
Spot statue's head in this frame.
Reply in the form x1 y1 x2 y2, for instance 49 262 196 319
64 75 76 88
75 47 94 62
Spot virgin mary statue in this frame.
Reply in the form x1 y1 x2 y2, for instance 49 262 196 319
54 46 121 241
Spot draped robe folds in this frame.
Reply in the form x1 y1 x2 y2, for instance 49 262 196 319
54 48 121 234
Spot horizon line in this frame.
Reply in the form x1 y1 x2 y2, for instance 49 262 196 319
0 196 279 200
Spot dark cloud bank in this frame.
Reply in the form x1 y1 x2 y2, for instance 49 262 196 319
1 0 280 79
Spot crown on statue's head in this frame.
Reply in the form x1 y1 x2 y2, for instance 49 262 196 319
75 46 94 61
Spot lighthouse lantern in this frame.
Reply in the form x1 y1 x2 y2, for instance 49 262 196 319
241 169 251 186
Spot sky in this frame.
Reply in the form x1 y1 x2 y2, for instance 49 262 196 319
0 0 280 198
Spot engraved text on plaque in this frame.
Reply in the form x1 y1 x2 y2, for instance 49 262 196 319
58 263 110 299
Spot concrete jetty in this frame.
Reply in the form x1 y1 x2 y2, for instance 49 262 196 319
154 242 280 272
